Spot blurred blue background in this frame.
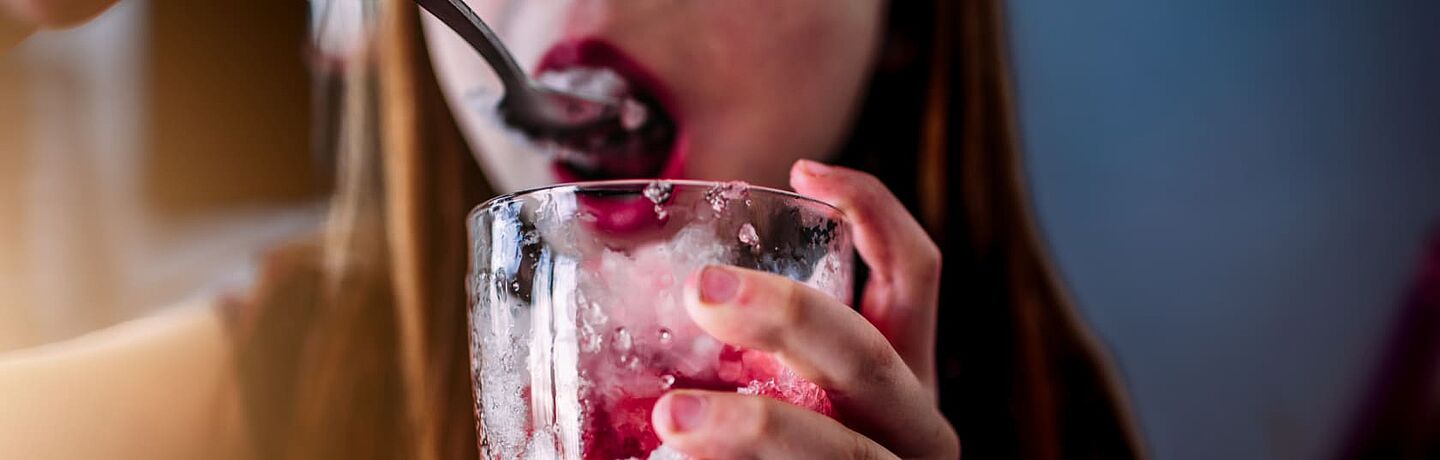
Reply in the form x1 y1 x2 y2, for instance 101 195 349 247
1007 0 1440 458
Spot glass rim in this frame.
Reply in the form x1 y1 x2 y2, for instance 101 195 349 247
472 179 846 217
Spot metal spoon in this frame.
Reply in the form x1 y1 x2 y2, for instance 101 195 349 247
414 0 622 138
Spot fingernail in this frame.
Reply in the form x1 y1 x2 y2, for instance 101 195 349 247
798 159 833 177
666 394 706 432
699 266 739 304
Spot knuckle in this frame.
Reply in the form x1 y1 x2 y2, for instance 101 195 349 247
937 424 962 460
737 275 812 352
855 183 889 213
734 397 775 444
916 417 962 460
951 435 963 459
838 194 869 217
860 175 901 210
913 239 943 280
836 333 902 390
767 280 807 339
779 280 807 322
849 169 887 193
926 239 942 265
844 434 885 460
831 171 887 211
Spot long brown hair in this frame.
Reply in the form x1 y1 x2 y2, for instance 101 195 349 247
226 0 1146 458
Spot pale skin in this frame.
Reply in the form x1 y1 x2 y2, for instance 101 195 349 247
3 1 961 458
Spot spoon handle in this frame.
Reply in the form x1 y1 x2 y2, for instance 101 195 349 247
413 0 529 94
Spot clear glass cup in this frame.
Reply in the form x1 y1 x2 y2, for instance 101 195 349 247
467 180 854 460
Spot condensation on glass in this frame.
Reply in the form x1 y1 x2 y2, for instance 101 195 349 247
468 180 853 460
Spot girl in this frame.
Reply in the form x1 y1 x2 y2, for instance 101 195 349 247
0 0 1143 458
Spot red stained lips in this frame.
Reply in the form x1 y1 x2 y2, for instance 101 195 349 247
538 39 687 234
536 39 686 183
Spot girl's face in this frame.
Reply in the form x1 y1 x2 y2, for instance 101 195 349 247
423 0 887 192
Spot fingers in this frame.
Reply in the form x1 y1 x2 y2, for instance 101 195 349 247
684 266 959 458
790 159 943 390
3 0 118 28
652 390 899 460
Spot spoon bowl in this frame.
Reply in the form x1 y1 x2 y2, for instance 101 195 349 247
414 0 624 137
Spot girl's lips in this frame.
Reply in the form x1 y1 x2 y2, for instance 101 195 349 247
536 39 686 183
538 39 686 234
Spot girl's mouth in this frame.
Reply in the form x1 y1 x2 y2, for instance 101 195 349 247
535 40 685 183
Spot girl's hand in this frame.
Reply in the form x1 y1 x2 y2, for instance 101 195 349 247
654 160 960 459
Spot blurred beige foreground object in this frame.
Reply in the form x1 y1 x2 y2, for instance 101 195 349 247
0 301 250 458
0 0 323 351
0 0 337 457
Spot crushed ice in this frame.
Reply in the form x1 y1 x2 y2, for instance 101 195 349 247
643 180 674 220
475 186 851 459
738 223 760 252
703 181 751 215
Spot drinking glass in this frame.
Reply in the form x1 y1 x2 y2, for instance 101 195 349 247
467 180 854 460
